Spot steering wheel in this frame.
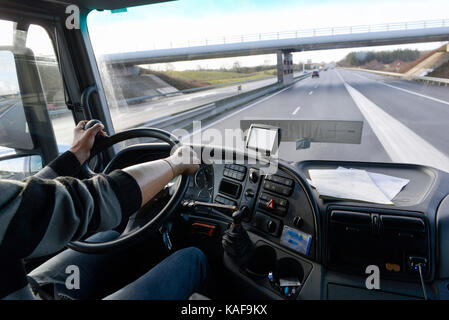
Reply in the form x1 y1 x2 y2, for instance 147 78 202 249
66 120 190 254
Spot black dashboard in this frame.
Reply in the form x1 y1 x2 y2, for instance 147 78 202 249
108 143 449 299
181 155 449 300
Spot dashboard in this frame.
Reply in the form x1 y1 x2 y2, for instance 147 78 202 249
184 162 317 258
108 143 449 299
181 155 449 300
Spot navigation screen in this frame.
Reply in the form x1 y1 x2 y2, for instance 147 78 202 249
246 125 279 153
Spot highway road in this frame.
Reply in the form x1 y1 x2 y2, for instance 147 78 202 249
9 68 448 173
193 69 449 173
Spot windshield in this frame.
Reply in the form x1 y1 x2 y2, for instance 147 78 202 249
87 0 449 173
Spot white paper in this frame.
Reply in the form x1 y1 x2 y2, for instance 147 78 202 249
366 172 409 200
336 167 409 200
309 168 394 205
306 178 316 188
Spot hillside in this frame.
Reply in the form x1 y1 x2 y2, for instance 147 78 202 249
140 67 276 90
338 45 448 75
428 60 449 79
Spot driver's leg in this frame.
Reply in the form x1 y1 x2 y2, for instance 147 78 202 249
104 247 212 300
28 230 120 300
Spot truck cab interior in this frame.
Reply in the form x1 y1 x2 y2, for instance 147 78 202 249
1 0 449 301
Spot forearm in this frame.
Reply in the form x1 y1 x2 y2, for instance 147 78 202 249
123 159 174 205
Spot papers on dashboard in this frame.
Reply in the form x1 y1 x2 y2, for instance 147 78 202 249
308 167 409 205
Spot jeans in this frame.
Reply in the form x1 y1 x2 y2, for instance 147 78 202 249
29 230 211 300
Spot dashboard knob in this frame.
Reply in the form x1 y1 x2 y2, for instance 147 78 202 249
293 216 303 228
249 169 259 183
267 220 277 233
244 190 255 198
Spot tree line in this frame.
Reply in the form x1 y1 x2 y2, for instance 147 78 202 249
339 49 422 67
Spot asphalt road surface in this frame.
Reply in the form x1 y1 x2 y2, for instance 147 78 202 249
192 69 449 173
19 69 449 173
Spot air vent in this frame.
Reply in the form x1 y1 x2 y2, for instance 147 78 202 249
330 211 371 225
380 215 425 233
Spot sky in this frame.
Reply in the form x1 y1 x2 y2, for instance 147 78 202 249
86 0 449 70
0 0 448 77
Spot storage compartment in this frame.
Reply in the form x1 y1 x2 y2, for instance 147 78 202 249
245 245 277 278
276 258 305 284
269 258 305 299
326 209 430 280
238 240 313 299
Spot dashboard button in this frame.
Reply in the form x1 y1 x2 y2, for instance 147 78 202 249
267 220 277 233
266 199 275 209
293 216 303 228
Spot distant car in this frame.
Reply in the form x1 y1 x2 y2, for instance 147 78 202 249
312 70 320 78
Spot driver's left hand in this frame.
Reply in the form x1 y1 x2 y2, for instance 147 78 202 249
69 120 107 164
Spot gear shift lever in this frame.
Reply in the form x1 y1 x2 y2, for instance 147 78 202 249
222 206 251 257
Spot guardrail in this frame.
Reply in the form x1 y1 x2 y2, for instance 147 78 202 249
117 75 276 105
48 75 280 118
141 74 310 132
152 18 449 50
345 67 449 86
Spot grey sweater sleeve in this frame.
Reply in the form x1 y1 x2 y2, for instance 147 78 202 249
0 170 142 260
0 170 141 298
34 151 82 179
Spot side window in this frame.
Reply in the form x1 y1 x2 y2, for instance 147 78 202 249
26 24 74 149
0 20 73 180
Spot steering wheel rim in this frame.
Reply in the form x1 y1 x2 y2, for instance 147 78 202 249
67 127 190 254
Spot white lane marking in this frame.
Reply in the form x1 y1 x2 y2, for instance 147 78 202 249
308 91 313 95
351 71 449 106
381 81 449 106
292 106 301 115
336 70 449 172
183 81 302 140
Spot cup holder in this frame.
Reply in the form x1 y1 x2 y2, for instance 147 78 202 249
243 245 306 299
276 258 304 284
245 245 277 278
269 258 304 299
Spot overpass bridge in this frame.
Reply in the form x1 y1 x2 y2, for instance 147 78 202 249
103 19 449 84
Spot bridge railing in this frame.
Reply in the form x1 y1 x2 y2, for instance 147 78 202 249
155 18 449 50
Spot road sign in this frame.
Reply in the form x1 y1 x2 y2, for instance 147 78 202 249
395 60 402 72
